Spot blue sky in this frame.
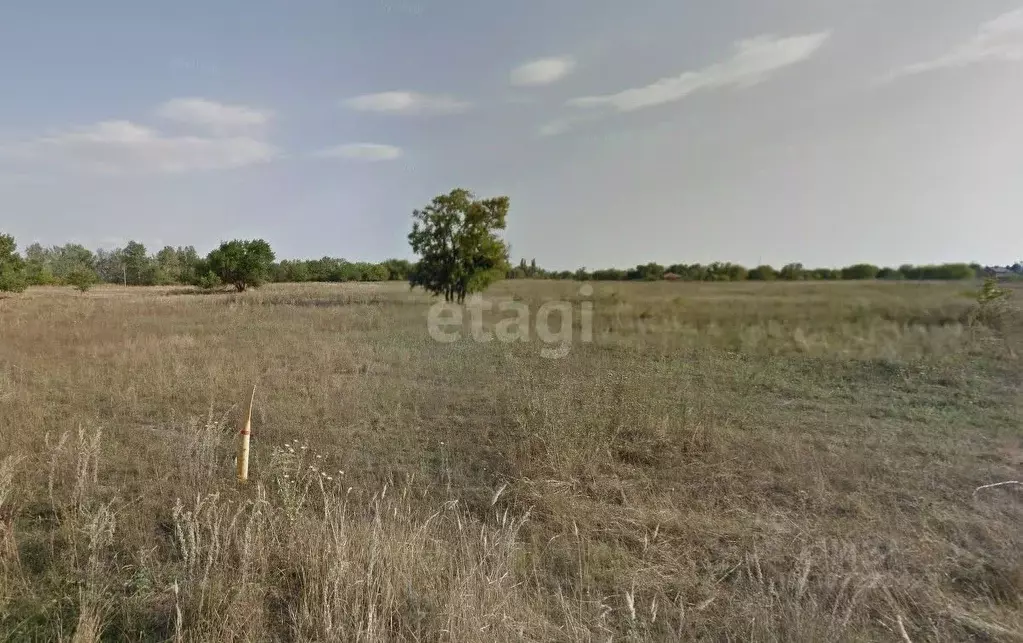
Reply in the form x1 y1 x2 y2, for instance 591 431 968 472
1 0 1022 269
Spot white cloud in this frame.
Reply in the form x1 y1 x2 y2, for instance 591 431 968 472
1 120 276 175
342 91 471 115
510 56 576 86
885 8 1023 80
566 32 829 113
537 113 604 137
313 143 403 161
156 98 273 134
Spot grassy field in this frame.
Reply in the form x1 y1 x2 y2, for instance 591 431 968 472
0 279 1021 641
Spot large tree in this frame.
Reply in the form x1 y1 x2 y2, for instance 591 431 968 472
205 239 275 291
408 189 510 303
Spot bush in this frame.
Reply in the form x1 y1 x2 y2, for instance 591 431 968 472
977 277 1011 305
66 267 98 292
195 271 222 291
963 277 1015 330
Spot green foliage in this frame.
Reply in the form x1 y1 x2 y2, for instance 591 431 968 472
381 258 413 281
978 277 1011 304
840 264 880 280
748 265 778 281
408 188 510 303
0 233 27 293
23 243 55 285
66 267 98 292
94 248 126 284
591 268 626 281
195 271 222 290
967 277 1014 330
877 267 904 280
123 241 157 285
28 244 97 285
898 263 976 280
779 263 805 281
627 263 665 281
205 239 276 292
0 228 1000 290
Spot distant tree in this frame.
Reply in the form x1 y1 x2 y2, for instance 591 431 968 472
176 246 202 284
205 239 276 292
916 263 975 280
51 244 95 284
274 259 311 283
154 246 183 285
0 234 27 293
408 188 510 303
23 243 56 285
382 258 413 281
120 241 154 285
94 248 126 284
627 263 665 281
591 268 626 281
358 262 390 282
748 265 778 281
840 264 880 280
574 267 590 281
725 263 749 281
671 264 707 281
779 263 805 281
877 267 904 280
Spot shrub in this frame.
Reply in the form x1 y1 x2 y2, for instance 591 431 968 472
66 267 98 292
195 271 223 291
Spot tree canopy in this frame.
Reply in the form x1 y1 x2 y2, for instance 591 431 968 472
408 188 510 303
205 239 276 292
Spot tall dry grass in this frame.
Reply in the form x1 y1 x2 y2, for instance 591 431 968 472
0 280 1020 641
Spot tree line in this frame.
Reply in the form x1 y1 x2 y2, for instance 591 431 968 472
0 234 415 292
0 232 1004 295
508 259 997 282
0 187 1014 295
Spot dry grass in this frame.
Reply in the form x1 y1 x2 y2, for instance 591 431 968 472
0 280 1021 641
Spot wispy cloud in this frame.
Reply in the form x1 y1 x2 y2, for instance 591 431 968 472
510 56 576 86
155 98 273 134
313 143 403 161
884 7 1023 81
342 91 471 115
537 113 604 137
566 32 830 113
0 119 276 175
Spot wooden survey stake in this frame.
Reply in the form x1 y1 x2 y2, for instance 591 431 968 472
237 385 256 483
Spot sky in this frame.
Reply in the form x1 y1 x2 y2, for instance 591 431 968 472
1 0 1022 269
